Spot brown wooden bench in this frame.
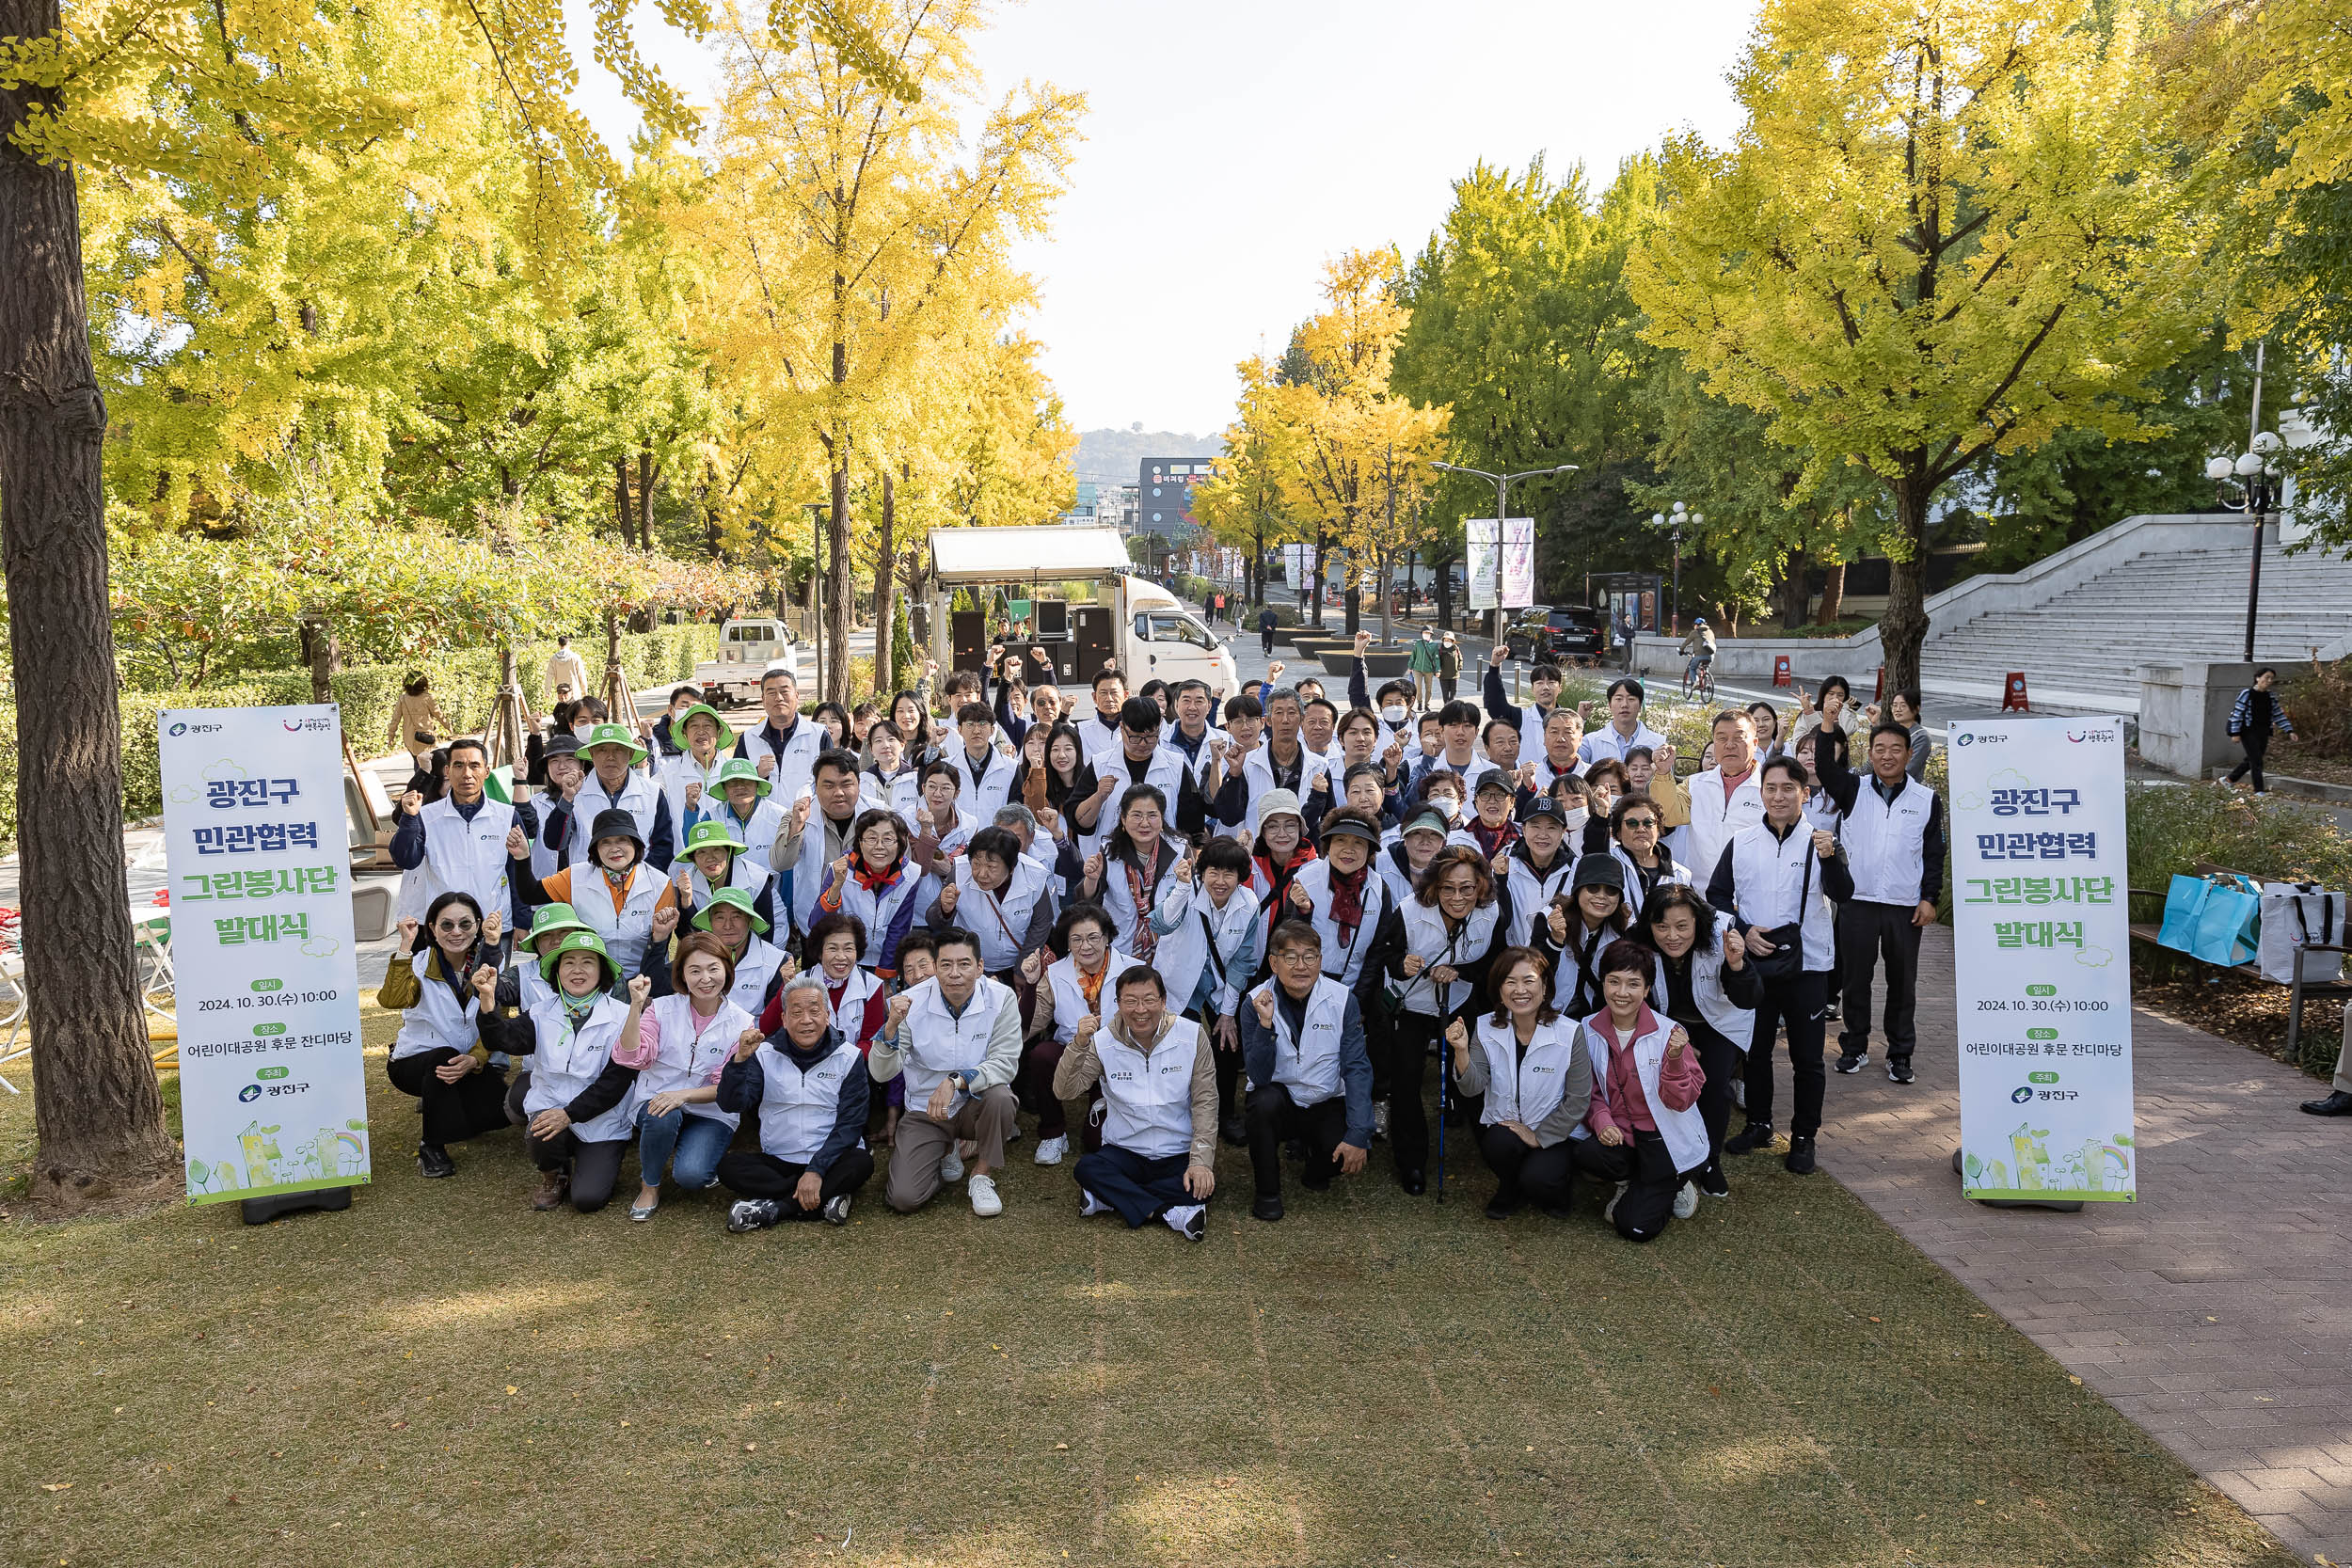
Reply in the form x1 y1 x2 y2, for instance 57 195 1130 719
2127 861 2352 1066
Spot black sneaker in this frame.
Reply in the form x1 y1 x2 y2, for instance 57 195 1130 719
1218 1116 1248 1147
1784 1135 1818 1176
821 1194 853 1226
726 1198 783 1232
1887 1060 1915 1085
1183 1208 1208 1243
1724 1120 1775 1155
1697 1163 1730 1198
417 1142 456 1179
1399 1170 1426 1196
1251 1194 1284 1223
1484 1195 1522 1221
1835 1052 1866 1075
1823 1000 1842 1022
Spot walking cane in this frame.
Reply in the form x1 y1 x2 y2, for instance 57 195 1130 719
1436 1042 1446 1202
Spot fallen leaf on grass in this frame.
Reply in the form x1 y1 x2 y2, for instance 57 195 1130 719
504 1386 518 1396
40 1482 71 1492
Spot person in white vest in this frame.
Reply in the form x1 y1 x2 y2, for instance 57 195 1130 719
940 701 1021 821
660 702 735 833
1564 939 1708 1242
516 808 682 989
379 891 509 1179
1025 903 1145 1166
668 886 795 1021
715 971 878 1229
1232 686 1333 835
1406 699 1499 800
769 748 863 939
872 929 1024 1216
1708 755 1854 1177
618 930 756 1221
1155 835 1261 1148
1076 698 1192 853
928 826 1056 982
1447 945 1595 1220
390 736 532 927
1576 677 1667 769
1074 783 1190 958
1819 721 1947 1085
1158 678 1230 839
1497 797 1578 946
476 930 650 1213
1608 794 1691 907
1279 809 1390 998
812 808 939 980
670 819 777 932
550 722 675 872
1363 844 1506 1195
701 757 787 868
1534 854 1633 1019
528 733 585 880
1377 805 1455 910
1635 883 1759 1198
1484 644 1568 767
1529 708 1585 793
735 665 825 806
1671 708 1766 888
1240 918 1375 1222
904 759 979 863
494 901 593 1016
1055 966 1220 1241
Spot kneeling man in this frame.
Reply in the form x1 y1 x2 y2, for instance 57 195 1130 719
1055 966 1219 1241
1240 917 1374 1222
872 928 1023 1216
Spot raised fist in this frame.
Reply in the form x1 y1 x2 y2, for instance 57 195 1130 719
1267 661 1285 680
649 904 679 942
1251 988 1277 1027
1020 947 1046 984
627 974 653 1006
757 752 777 778
736 1026 765 1060
1811 829 1837 860
1444 1018 1470 1054
398 789 423 816
1073 1014 1100 1049
1032 647 1053 667
791 796 812 831
1355 630 1372 652
397 916 421 951
1547 906 1568 942
1093 773 1119 800
938 883 961 915
1311 770 1330 794
1401 953 1425 978
471 964 498 1002
1490 848 1512 879
1174 851 1194 885
1288 880 1312 911
1082 850 1104 886
481 910 503 946
505 825 530 858
1664 1023 1690 1062
1722 926 1747 966
684 782 702 809
1655 740 1676 771
1517 762 1536 789
885 993 913 1034
1576 701 1594 721
831 853 852 882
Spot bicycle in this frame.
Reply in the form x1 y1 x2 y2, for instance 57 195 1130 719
1682 657 1716 705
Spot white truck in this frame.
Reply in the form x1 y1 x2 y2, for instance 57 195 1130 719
694 616 796 707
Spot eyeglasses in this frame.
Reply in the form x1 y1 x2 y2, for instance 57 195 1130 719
434 917 478 933
1274 949 1319 965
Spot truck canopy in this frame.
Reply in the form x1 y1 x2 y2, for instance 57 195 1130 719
929 525 1133 585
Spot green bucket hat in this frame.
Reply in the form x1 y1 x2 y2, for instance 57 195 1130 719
538 927 618 987
674 703 735 752
711 756 771 798
691 884 770 935
682 819 750 859
524 902 593 947
581 721 648 762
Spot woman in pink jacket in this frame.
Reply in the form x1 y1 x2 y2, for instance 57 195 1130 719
1566 940 1708 1242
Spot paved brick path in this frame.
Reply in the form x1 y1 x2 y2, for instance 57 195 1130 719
1805 926 2352 1564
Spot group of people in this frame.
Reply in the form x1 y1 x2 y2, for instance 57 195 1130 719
378 616 1946 1244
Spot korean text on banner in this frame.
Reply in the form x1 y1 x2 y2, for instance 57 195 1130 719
1500 518 1536 610
1466 519 1501 611
160 705 372 1205
1947 715 2135 1201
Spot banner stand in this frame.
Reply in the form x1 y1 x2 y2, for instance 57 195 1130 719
241 1186 355 1226
1949 1148 2082 1212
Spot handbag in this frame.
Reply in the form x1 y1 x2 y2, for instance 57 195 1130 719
2258 880 2344 985
1748 843 1814 982
2159 872 2262 967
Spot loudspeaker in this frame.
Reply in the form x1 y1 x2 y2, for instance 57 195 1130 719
1073 605 1113 685
1034 599 1070 638
950 610 987 675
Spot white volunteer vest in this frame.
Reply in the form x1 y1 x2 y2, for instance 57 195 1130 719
823 964 883 1043
725 935 790 1018
1502 848 1576 946
1610 844 1692 908
660 749 731 830
1048 950 1143 1046
1647 928 1757 1053
391 950 481 1061
754 1037 865 1164
1675 767 1764 888
520 992 637 1143
1095 843 1183 955
397 796 516 924
738 720 823 812
826 862 931 973
1242 742 1329 832
1395 895 1502 1018
1725 822 1837 973
1084 744 1190 856
632 992 753 1129
1377 844 1433 912
566 770 663 866
1255 975 1351 1107
573 863 668 978
1573 1012 1708 1172
711 798 787 868
1288 858 1387 987
1840 776 1934 907
946 746 1021 821
684 853 771 913
1153 884 1261 1018
951 855 1052 974
898 975 1015 1107
1097 1019 1201 1160
1473 1014 1581 1132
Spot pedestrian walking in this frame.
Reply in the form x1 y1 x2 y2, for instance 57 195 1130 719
2225 667 2295 794
1408 627 1440 709
1258 605 1279 657
544 636 589 706
1438 633 1463 702
386 671 448 767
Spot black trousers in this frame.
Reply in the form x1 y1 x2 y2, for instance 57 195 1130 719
1477 1125 1575 1209
1261 630 1276 655
1743 969 1829 1139
715 1147 876 1216
1075 1145 1196 1227
2226 732 2269 790
385 1048 509 1147
1837 902 1923 1062
1569 1130 1694 1243
505 1070 628 1212
1184 1008 1244 1122
1682 1022 1739 1171
1384 1013 1437 1180
1246 1084 1350 1199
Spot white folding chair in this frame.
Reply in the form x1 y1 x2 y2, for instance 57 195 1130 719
0 946 26 1094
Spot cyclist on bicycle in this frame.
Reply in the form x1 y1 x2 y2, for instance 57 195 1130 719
1679 618 1717 693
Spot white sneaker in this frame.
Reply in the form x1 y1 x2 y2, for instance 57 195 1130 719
968 1173 1003 1217
1672 1180 1699 1220
1372 1101 1391 1141
1078 1190 1111 1217
1033 1133 1069 1166
1603 1180 1629 1225
940 1146 965 1183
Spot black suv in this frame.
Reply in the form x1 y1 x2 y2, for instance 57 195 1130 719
1502 605 1609 664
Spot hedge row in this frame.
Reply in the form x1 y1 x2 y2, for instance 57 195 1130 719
0 627 720 857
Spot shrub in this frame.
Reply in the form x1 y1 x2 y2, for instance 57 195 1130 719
2276 656 2352 760
2122 782 2352 891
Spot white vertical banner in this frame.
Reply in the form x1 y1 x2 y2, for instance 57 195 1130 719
1500 517 1536 609
1946 714 2136 1202
1465 519 1500 610
160 705 372 1205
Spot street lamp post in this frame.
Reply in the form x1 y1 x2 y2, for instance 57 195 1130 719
1429 460 1580 643
804 500 829 697
2206 433 2283 663
1649 500 1703 636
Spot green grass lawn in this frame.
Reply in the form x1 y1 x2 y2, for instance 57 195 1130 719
0 1006 2296 1568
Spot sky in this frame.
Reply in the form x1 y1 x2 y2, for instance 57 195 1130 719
564 0 1762 437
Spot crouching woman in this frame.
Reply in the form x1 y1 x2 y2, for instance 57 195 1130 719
1445 945 1593 1222
476 930 650 1213
1565 939 1708 1243
713 972 884 1230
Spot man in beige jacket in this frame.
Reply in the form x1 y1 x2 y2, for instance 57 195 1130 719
1054 965 1219 1241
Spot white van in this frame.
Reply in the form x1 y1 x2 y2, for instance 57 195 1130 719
695 617 795 705
1120 577 1240 697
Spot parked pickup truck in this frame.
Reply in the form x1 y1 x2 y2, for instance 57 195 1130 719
694 617 796 706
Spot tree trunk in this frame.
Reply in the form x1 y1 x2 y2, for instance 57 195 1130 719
300 615 340 705
1879 485 1931 695
1778 548 1810 630
1376 555 1392 645
1343 578 1360 637
636 449 658 551
613 458 632 546
1433 549 1455 632
826 457 852 704
1814 561 1847 626
874 465 898 696
1310 530 1327 629
1249 519 1264 608
2 26 178 1203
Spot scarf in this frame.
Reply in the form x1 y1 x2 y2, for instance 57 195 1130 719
1076 959 1109 1013
1468 816 1519 860
557 989 599 1035
1119 839 1172 956
853 856 905 895
1255 841 1317 908
1327 862 1371 943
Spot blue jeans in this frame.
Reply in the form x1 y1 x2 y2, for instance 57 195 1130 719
634 1104 731 1191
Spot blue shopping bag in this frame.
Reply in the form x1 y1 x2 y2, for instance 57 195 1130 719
2156 874 2210 954
2188 875 2263 966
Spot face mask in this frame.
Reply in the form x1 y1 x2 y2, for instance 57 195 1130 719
1561 806 1590 831
1380 705 1406 725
